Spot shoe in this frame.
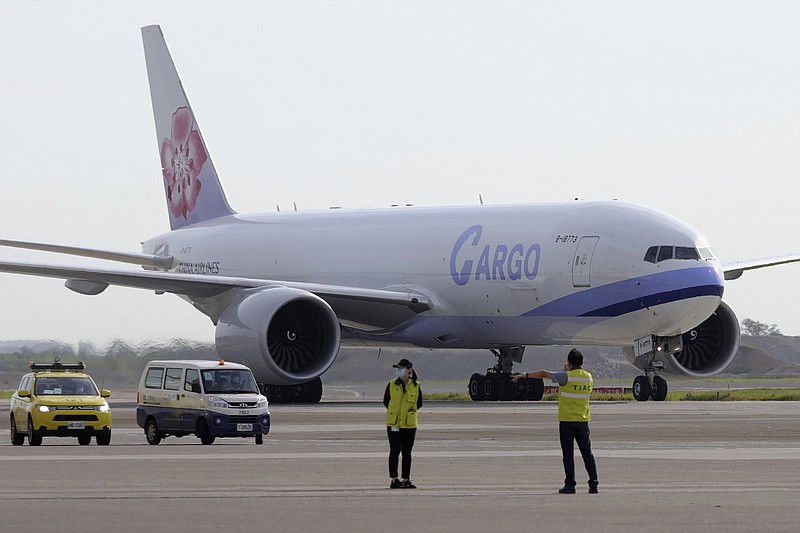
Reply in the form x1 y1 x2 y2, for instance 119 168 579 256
558 485 576 494
402 479 417 489
390 478 403 489
589 486 598 494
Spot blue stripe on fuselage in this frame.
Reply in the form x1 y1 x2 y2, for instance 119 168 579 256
523 267 723 318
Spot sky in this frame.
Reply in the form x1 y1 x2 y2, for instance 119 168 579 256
1 1 800 346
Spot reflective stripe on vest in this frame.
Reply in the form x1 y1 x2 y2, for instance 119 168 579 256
386 380 420 428
558 369 593 422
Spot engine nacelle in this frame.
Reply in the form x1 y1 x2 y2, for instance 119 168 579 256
215 287 341 385
627 301 740 379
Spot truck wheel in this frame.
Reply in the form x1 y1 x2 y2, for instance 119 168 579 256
78 434 92 445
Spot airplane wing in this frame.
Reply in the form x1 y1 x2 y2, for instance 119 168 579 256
0 259 432 330
722 255 800 280
0 238 174 269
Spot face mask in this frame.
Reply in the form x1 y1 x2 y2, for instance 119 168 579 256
395 368 406 378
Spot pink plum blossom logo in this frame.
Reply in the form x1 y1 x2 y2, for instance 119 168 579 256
160 107 207 219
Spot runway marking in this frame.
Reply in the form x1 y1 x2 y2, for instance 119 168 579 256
1 447 798 461
1 482 798 501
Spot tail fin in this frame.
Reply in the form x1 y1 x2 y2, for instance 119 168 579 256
141 25 235 230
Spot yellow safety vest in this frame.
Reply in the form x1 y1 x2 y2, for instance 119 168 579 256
558 369 593 422
386 379 420 429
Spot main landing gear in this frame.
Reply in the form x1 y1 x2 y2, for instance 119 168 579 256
261 377 323 404
467 347 544 401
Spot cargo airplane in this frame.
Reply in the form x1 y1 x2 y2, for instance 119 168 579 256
2 26 799 403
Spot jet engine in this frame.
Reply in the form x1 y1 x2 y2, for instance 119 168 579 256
214 287 341 385
629 301 740 378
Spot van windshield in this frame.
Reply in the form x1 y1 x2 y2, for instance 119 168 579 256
201 369 259 394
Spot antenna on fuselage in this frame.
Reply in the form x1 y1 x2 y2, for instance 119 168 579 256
479 194 484 205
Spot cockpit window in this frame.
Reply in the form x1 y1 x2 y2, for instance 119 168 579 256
657 246 674 262
645 245 702 264
698 247 716 260
675 247 700 260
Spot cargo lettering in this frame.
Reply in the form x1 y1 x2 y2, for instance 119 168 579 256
450 225 541 286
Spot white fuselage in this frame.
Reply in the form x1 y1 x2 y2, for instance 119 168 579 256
143 201 725 350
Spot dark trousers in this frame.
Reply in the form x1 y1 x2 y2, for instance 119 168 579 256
559 421 598 488
387 427 416 479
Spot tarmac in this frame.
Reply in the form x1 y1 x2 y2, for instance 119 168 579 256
1 396 799 532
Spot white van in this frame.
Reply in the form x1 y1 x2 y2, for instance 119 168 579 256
136 360 270 445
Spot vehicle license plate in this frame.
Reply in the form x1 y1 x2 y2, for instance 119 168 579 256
237 423 253 432
68 421 86 429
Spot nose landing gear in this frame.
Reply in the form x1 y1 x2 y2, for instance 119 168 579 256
632 372 668 401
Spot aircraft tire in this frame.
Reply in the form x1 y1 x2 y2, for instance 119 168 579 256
528 377 544 401
305 378 323 403
482 374 499 401
499 376 516 400
468 374 485 401
651 375 668 401
633 376 651 402
267 384 289 404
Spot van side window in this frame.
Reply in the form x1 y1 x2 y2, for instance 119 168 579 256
145 367 165 389
164 367 183 391
184 368 201 393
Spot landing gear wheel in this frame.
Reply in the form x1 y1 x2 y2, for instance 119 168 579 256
255 434 264 445
27 417 42 446
496 376 512 400
97 431 111 446
10 416 25 446
651 375 668 401
632 376 651 402
197 419 215 445
482 374 498 401
305 378 323 403
468 374 485 400
145 418 162 445
527 377 544 401
267 384 287 404
78 434 92 445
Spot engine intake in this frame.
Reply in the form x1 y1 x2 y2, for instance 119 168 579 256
215 287 341 385
643 301 740 378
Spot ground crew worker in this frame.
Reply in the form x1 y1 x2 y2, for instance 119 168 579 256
512 348 599 494
383 358 422 489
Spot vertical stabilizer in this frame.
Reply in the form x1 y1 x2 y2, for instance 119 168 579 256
141 25 235 230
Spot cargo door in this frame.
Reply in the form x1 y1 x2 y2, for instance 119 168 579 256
572 236 599 287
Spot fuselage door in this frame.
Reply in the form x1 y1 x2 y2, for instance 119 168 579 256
572 236 599 287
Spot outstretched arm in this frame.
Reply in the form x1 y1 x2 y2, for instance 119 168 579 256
511 370 552 382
